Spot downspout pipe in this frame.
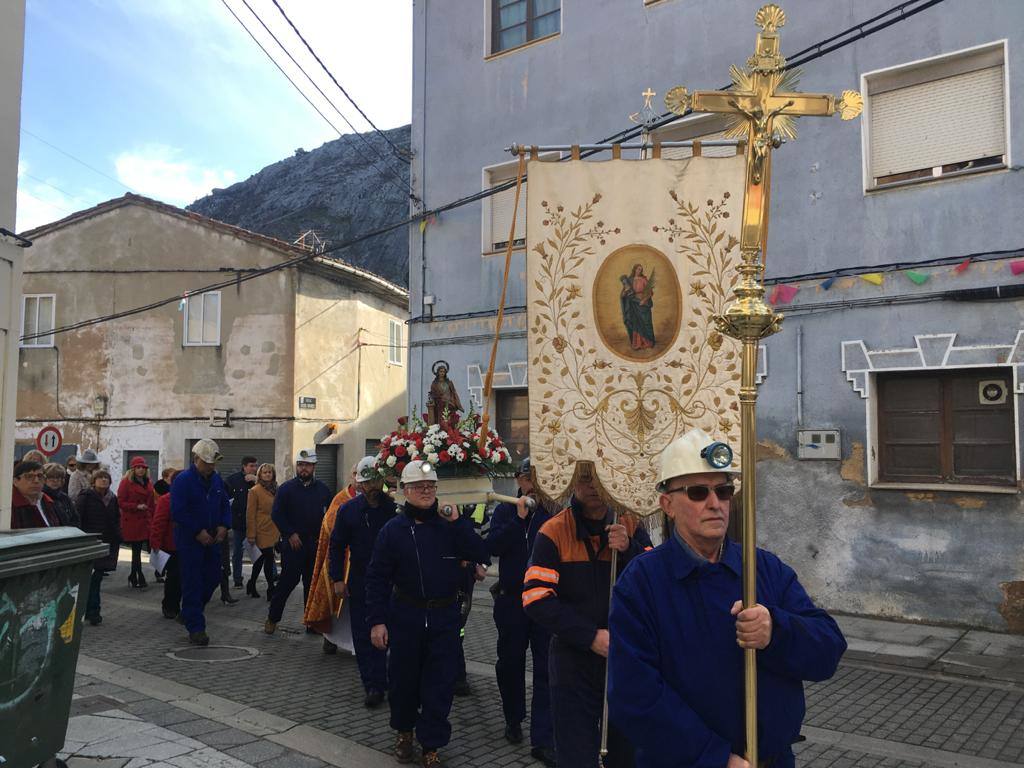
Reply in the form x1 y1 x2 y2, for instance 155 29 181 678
795 325 803 428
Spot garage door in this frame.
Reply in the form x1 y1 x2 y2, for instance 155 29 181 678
314 444 339 494
187 439 276 477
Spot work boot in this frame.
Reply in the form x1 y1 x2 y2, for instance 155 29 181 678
504 722 523 744
421 750 443 768
322 638 337 655
364 689 384 708
264 619 277 634
161 607 178 619
530 746 557 767
188 631 209 646
394 731 416 764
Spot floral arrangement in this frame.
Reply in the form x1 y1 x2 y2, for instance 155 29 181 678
375 410 515 477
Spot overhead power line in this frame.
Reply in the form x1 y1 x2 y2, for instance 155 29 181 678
269 0 412 165
20 128 136 194
22 0 946 343
219 0 417 206
231 0 418 204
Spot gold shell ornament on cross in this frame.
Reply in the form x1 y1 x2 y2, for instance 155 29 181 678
838 90 864 120
754 4 786 33
664 86 690 116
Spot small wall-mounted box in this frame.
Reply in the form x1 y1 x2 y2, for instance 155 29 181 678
797 429 840 460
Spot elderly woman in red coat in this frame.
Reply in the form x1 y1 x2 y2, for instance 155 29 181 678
151 469 182 619
118 456 155 588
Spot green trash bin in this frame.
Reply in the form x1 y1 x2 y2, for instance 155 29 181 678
0 527 108 768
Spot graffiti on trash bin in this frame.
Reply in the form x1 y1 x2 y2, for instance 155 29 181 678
0 573 79 713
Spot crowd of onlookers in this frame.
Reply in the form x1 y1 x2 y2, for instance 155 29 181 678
9 448 281 627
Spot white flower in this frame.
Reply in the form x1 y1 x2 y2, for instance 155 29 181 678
426 452 439 464
386 455 397 468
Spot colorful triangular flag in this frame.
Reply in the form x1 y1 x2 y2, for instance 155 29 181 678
954 258 972 274
860 273 884 286
820 277 836 290
769 284 799 305
1010 259 1024 276
904 270 929 285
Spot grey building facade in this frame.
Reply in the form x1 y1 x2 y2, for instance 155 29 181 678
408 0 1024 631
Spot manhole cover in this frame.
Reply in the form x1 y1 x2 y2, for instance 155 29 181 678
167 645 259 663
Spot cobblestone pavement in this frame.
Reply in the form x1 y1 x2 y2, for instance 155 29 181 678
67 560 1024 768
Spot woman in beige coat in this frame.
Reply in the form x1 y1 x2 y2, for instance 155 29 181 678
245 463 280 599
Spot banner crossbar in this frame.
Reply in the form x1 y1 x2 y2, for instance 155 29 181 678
506 140 747 155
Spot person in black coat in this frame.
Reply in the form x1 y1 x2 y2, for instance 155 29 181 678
224 456 259 588
76 470 123 625
43 463 80 526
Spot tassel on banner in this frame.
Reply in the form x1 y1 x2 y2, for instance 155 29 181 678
1011 260 1024 276
954 258 972 274
904 270 929 285
860 273 884 286
769 284 799 305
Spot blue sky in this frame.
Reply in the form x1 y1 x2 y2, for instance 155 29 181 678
17 0 412 231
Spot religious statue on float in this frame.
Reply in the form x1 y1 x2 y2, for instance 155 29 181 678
426 360 464 427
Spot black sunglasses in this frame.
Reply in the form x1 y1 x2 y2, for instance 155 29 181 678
663 483 735 502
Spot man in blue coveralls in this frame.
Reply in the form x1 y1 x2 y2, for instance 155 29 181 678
171 438 231 646
265 448 333 634
366 460 491 768
608 428 847 768
329 455 397 708
486 457 556 767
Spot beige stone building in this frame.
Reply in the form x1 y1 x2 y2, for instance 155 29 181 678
15 194 408 489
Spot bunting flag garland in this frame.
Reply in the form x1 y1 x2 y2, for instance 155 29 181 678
820 277 836 290
860 273 884 286
904 270 929 285
769 284 799 305
418 214 438 233
1010 260 1024 276
954 257 972 274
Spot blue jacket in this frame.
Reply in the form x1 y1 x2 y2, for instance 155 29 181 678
224 470 254 530
328 493 398 597
365 503 491 627
608 538 846 768
271 476 332 541
486 498 551 593
170 466 231 545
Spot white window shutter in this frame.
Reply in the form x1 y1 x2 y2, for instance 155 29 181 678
490 182 527 249
870 65 1005 179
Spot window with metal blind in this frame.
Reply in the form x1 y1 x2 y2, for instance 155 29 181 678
388 319 403 365
495 389 530 462
877 368 1015 488
865 43 1007 189
491 0 560 55
655 115 738 160
488 178 527 252
21 294 55 348
183 291 221 346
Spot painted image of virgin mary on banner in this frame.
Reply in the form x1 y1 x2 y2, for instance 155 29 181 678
620 263 656 350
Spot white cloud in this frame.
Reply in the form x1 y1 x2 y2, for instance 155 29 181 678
114 145 237 206
16 161 87 231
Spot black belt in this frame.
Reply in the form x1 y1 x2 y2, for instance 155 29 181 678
394 590 458 610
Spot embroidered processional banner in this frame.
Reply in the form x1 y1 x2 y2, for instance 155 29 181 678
526 155 746 516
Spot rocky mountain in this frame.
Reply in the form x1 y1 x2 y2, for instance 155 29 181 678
188 125 412 286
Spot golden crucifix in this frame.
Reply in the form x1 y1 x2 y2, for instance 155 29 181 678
663 5 861 766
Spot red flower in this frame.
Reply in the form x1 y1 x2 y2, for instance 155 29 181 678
422 412 430 421
394 445 407 458
380 448 390 459
439 450 451 463
414 436 424 449
397 416 408 426
395 460 407 474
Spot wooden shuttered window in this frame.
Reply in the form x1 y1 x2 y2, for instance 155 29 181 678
868 46 1006 187
878 369 1015 487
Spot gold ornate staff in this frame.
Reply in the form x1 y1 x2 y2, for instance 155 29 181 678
663 6 861 766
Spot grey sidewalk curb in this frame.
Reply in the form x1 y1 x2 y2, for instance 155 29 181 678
76 655 394 767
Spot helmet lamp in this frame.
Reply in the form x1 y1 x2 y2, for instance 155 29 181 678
701 442 733 470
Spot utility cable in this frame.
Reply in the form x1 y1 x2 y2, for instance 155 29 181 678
232 0 418 204
269 0 412 165
20 128 137 194
21 0 946 343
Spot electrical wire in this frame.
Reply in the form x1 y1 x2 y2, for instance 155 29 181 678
21 0 947 343
268 0 412 165
20 128 136 194
231 0 418 204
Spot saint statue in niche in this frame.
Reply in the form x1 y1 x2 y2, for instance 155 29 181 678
426 360 464 426
620 263 656 350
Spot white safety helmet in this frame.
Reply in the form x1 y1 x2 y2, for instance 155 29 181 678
355 455 380 482
657 428 739 490
400 460 438 485
295 448 318 464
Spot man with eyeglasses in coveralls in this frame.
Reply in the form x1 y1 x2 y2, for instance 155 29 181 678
608 428 847 768
366 460 491 768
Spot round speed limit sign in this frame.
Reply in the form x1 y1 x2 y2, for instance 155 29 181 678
36 425 63 457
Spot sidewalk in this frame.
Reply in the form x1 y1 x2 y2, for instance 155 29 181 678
54 555 1024 768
